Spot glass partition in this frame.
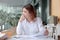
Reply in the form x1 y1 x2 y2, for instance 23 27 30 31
0 5 22 31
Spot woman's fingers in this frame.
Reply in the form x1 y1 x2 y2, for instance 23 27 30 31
19 15 25 22
44 29 49 36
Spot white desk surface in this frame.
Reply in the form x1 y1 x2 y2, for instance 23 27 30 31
8 35 54 40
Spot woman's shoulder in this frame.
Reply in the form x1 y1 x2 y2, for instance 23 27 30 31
36 17 42 23
36 17 42 20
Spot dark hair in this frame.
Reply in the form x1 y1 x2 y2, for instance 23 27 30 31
23 4 36 17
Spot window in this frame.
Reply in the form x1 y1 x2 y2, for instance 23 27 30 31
0 5 22 31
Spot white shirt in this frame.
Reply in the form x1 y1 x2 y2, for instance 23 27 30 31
16 17 45 37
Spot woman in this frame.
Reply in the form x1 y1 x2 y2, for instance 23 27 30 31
16 4 48 37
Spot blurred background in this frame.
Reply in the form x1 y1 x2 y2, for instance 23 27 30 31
0 0 50 31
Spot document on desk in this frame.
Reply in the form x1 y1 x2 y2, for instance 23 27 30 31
8 35 54 40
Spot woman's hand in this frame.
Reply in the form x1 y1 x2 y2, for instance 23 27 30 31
19 15 25 22
44 29 49 36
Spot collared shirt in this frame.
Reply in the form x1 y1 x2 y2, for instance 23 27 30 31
16 17 45 37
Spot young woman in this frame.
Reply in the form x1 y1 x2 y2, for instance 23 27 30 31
16 4 48 37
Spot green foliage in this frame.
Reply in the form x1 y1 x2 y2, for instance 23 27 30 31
0 10 21 27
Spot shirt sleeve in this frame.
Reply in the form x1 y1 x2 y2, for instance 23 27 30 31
38 17 45 35
30 17 46 37
16 21 23 35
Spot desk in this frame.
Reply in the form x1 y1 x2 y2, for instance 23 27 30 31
8 35 54 40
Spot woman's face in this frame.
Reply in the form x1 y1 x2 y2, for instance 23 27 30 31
22 8 31 19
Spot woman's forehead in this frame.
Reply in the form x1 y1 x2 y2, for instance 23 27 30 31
23 8 28 11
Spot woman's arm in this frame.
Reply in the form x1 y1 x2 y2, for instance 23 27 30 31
16 15 26 35
16 21 22 35
30 27 46 37
30 17 49 37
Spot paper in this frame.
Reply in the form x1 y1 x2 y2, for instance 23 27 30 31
0 32 6 38
8 35 54 40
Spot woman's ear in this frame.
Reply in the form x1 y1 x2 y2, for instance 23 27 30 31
19 15 25 22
